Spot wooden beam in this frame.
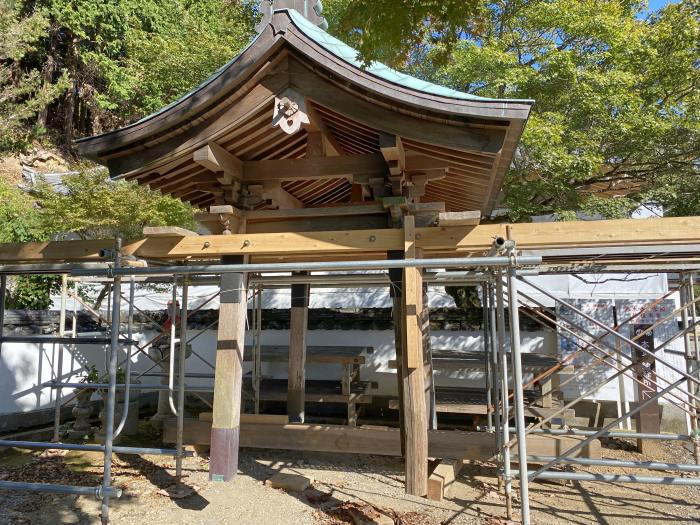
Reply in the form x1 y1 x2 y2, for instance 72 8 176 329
379 134 405 176
143 226 198 237
164 419 602 460
438 211 481 227
427 459 463 502
401 215 429 497
305 131 325 157
193 142 243 182
4 216 700 262
288 277 310 423
209 254 247 482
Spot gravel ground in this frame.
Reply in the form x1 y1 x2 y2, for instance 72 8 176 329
1 434 699 525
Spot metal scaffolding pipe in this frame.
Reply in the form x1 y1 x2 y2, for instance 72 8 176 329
0 440 193 457
528 371 694 481
176 278 189 479
525 455 700 472
45 382 214 392
520 276 700 390
496 272 513 518
0 481 122 498
519 470 700 486
53 274 68 442
512 427 692 441
101 239 122 524
69 255 542 278
506 266 530 525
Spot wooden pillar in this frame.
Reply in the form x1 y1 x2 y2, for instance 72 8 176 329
210 255 248 482
402 215 429 496
388 249 406 456
288 275 310 423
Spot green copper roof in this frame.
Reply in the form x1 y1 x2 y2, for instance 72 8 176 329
287 9 532 104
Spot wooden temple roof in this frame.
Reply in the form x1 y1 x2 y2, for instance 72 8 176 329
75 7 533 216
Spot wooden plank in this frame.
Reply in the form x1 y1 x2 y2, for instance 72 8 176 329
165 420 601 460
438 211 481 227
166 420 492 459
142 226 198 237
427 459 463 502
4 216 700 263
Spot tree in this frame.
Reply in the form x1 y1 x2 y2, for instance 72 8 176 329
0 2 68 151
4 0 256 151
326 1 700 220
32 168 197 240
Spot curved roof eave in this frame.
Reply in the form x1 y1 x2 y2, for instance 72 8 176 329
76 8 533 159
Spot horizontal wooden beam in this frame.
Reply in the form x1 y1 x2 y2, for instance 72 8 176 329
163 419 601 459
1 216 700 263
438 211 481 227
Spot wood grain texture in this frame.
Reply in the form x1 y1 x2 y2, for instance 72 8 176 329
4 217 700 262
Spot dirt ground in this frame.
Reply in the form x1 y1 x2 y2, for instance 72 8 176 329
1 432 699 525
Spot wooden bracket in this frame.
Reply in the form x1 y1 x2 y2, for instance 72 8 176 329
273 88 310 135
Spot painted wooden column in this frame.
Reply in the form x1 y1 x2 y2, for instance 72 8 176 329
210 254 248 482
401 215 429 496
288 274 310 423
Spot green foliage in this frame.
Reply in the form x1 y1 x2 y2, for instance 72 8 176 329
32 169 197 240
2 0 256 150
0 177 44 243
323 0 483 67
328 0 700 220
7 275 60 309
0 2 68 151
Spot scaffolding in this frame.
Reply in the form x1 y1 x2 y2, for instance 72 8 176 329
0 237 699 525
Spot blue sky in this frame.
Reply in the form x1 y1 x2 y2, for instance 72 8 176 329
647 0 677 11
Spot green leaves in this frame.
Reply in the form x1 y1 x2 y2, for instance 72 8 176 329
32 169 197 240
1 1 256 151
329 0 700 219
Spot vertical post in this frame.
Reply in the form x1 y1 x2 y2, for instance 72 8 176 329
402 215 428 497
488 283 502 487
288 274 310 423
101 239 122 525
388 250 406 456
506 267 531 525
210 255 248 482
689 274 700 465
253 284 263 415
422 274 437 430
496 273 513 519
0 275 5 369
176 278 189 480
483 283 493 431
632 322 660 454
53 274 68 442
